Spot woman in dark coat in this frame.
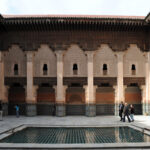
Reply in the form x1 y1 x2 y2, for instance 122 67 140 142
129 104 135 122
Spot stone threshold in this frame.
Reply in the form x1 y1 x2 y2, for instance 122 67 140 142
0 143 150 149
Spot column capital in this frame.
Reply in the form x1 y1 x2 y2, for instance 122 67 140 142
123 85 127 90
140 85 146 90
83 85 88 90
55 50 64 61
26 51 34 62
115 52 124 61
113 85 117 89
85 51 95 62
144 52 150 62
55 50 64 56
85 51 95 55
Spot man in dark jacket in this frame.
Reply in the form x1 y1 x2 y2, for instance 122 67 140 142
123 103 131 122
119 101 124 121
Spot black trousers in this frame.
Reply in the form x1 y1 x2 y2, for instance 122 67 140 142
123 113 131 122
119 110 123 120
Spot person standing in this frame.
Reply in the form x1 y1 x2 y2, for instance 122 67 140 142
0 101 3 121
15 105 19 118
129 104 135 122
119 101 124 121
123 103 131 122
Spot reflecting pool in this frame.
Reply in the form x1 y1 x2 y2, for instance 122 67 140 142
1 127 150 144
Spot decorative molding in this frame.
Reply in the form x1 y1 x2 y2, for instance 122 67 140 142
4 77 26 85
94 77 117 86
124 77 145 86
33 77 57 85
63 77 87 86
0 30 149 52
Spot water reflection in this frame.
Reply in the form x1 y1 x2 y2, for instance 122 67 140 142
1 127 150 144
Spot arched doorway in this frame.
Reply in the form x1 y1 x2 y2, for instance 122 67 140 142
96 84 115 115
37 83 55 115
66 85 85 115
8 83 26 115
125 84 142 114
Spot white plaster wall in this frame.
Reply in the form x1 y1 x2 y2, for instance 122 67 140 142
4 45 26 77
3 44 146 78
94 44 117 77
124 44 145 77
34 44 56 77
64 45 87 77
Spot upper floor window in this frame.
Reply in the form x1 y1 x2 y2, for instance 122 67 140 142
131 64 136 75
73 64 78 75
14 64 18 75
43 64 48 75
103 64 107 75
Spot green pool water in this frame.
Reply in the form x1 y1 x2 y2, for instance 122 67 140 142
1 127 150 144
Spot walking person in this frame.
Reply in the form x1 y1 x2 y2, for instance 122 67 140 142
129 104 135 122
123 103 131 122
0 101 3 121
119 101 124 121
15 105 19 118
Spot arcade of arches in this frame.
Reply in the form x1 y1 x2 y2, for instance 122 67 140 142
0 44 148 116
0 14 150 116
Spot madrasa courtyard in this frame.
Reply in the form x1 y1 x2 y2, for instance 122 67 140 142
1 10 150 150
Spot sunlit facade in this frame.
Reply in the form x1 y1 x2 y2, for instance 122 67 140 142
0 13 150 116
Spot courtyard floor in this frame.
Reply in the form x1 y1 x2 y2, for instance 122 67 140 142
0 115 150 150
0 115 150 134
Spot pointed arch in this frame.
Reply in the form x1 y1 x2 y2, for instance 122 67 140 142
64 44 87 77
124 44 145 77
4 45 26 77
94 44 116 77
34 44 56 77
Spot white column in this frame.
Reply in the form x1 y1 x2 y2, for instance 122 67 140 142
0 51 8 103
113 85 117 116
141 85 146 115
145 52 150 114
26 52 35 103
117 52 124 102
0 51 8 115
26 51 37 116
85 51 96 117
86 51 95 103
0 51 5 102
115 52 124 115
55 51 64 103
55 51 65 116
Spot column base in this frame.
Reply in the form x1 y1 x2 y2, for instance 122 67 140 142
56 104 66 117
2 103 8 116
115 103 119 116
142 103 147 115
148 104 150 115
143 103 150 115
26 104 37 116
85 104 96 117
